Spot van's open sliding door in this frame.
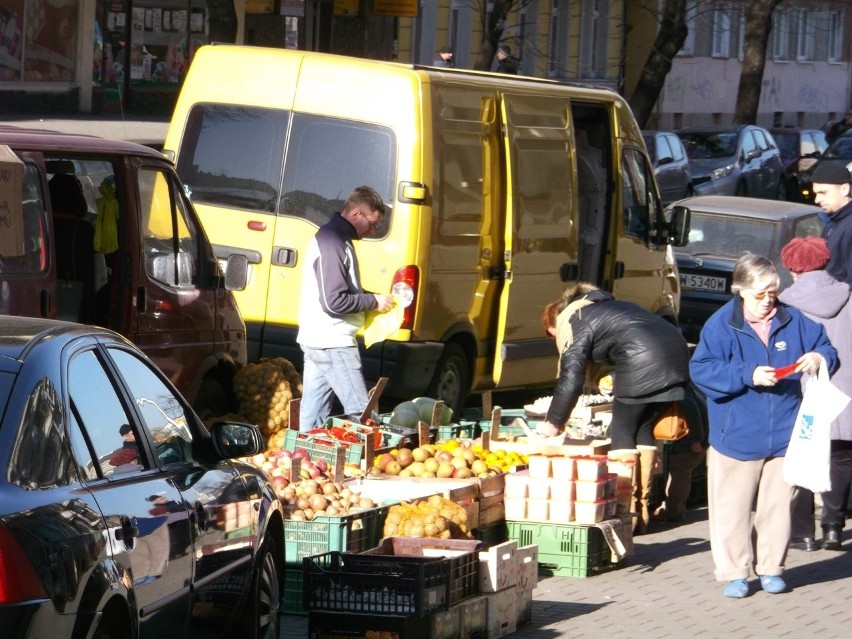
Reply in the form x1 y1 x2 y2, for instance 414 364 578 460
492 93 579 388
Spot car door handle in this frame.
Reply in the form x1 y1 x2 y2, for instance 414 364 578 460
272 246 297 268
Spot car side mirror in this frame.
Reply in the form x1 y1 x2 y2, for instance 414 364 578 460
667 205 691 247
224 254 249 291
210 421 265 459
745 148 761 162
658 155 674 166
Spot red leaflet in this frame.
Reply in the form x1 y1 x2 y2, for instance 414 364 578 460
774 363 798 379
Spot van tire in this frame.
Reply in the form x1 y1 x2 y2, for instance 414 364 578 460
427 342 470 416
194 378 232 420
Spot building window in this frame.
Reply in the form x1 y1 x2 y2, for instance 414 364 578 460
548 0 570 78
737 7 745 59
580 0 609 78
771 9 789 60
796 9 815 62
678 0 696 56
711 2 731 58
828 10 843 63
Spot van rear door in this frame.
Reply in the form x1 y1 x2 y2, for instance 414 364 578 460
492 93 578 388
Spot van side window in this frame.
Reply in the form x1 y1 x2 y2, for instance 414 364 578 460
280 114 396 235
176 104 289 214
138 168 199 287
0 163 48 275
621 148 655 243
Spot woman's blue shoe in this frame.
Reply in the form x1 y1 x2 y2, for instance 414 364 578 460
759 575 786 594
723 579 749 598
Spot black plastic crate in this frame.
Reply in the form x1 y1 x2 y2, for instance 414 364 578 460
308 611 429 639
303 551 451 617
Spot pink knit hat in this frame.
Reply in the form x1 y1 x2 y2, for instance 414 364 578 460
780 236 830 273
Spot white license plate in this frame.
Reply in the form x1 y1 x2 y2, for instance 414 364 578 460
680 273 726 293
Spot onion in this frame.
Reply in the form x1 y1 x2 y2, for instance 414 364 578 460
322 482 338 496
309 494 329 511
296 496 310 511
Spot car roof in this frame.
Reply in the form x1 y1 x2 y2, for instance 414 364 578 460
671 195 823 220
0 316 118 362
768 127 822 135
0 125 165 159
675 125 751 134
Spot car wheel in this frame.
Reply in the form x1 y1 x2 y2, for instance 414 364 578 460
735 181 748 197
242 537 282 639
427 342 470 417
92 614 125 639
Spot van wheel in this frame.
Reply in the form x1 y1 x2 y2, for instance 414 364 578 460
427 343 470 416
194 378 231 421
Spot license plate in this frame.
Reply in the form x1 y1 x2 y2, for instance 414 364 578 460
680 273 726 293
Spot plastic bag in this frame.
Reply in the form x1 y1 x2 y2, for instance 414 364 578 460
783 359 851 493
363 298 405 348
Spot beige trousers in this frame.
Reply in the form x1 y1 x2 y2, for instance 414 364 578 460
707 447 793 581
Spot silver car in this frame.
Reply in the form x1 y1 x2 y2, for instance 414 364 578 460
677 125 786 200
643 130 694 206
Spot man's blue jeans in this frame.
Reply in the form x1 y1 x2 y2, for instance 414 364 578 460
299 345 369 432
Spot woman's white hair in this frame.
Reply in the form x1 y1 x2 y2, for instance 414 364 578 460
731 253 779 294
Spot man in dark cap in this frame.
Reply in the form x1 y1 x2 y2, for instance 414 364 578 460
811 160 852 285
496 44 519 74
434 45 454 68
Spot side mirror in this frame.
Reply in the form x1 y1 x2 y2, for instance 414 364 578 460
210 421 265 459
668 205 691 247
224 254 249 291
658 155 674 166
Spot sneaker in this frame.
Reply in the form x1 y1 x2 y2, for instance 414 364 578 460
723 579 749 598
759 575 786 594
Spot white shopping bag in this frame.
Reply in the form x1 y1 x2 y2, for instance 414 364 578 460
783 359 851 493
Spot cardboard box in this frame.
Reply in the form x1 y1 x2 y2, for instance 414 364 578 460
516 544 539 591
430 605 461 639
486 587 518 638
479 539 518 592
478 493 505 527
459 594 488 638
0 145 24 258
516 588 533 626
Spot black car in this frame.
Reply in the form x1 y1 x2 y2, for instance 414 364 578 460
0 317 284 639
768 127 827 201
798 132 852 202
643 130 694 205
670 195 824 342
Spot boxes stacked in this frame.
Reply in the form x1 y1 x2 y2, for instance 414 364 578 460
479 540 518 638
515 544 539 626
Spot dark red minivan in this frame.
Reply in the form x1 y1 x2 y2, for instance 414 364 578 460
0 127 248 416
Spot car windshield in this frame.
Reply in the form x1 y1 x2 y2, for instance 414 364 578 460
773 132 798 158
683 212 775 257
679 132 738 159
823 135 852 160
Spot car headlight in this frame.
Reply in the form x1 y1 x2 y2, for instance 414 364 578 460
710 164 734 180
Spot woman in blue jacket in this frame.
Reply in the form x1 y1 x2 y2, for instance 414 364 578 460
690 253 837 599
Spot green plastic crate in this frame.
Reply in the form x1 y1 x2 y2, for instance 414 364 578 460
474 521 509 549
284 429 363 466
284 505 389 561
283 564 307 616
506 519 616 578
463 407 529 438
434 420 480 441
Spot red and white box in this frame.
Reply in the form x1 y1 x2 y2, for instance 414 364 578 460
516 544 539 591
526 498 549 522
486 586 518 638
527 455 552 478
527 477 552 500
504 496 527 520
504 471 529 498
550 455 576 480
574 499 606 524
575 478 607 502
479 540 518 592
548 498 574 523
575 455 608 481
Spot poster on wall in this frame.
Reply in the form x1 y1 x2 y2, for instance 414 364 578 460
20 0 81 82
373 0 419 18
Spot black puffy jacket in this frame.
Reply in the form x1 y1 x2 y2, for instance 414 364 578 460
546 290 690 426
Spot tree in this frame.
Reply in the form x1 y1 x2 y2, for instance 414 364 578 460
473 0 521 72
628 0 689 129
733 0 785 124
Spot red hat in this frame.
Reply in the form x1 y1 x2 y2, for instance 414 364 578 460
780 236 830 273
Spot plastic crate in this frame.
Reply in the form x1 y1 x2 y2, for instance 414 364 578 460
308 611 429 639
328 416 418 449
434 420 480 441
284 505 389 561
303 551 452 617
284 429 364 466
506 519 616 578
283 564 307 616
365 537 481 605
462 407 529 438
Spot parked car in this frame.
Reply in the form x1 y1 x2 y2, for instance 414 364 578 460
0 316 284 639
643 130 693 205
0 127 248 417
797 131 852 203
769 127 828 201
676 125 785 199
669 195 824 342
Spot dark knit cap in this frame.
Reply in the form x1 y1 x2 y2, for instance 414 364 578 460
810 160 852 185
780 236 831 274
439 45 453 54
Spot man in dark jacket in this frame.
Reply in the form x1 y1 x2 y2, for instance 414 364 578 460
540 282 690 533
811 160 852 286
496 45 519 74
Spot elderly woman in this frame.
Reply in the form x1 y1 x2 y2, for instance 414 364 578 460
690 253 837 598
540 282 691 534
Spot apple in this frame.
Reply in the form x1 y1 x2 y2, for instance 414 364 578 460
252 453 267 466
384 460 402 476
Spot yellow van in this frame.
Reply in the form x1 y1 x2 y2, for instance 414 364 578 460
164 45 687 414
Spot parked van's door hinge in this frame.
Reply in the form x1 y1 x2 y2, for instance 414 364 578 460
489 267 512 280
